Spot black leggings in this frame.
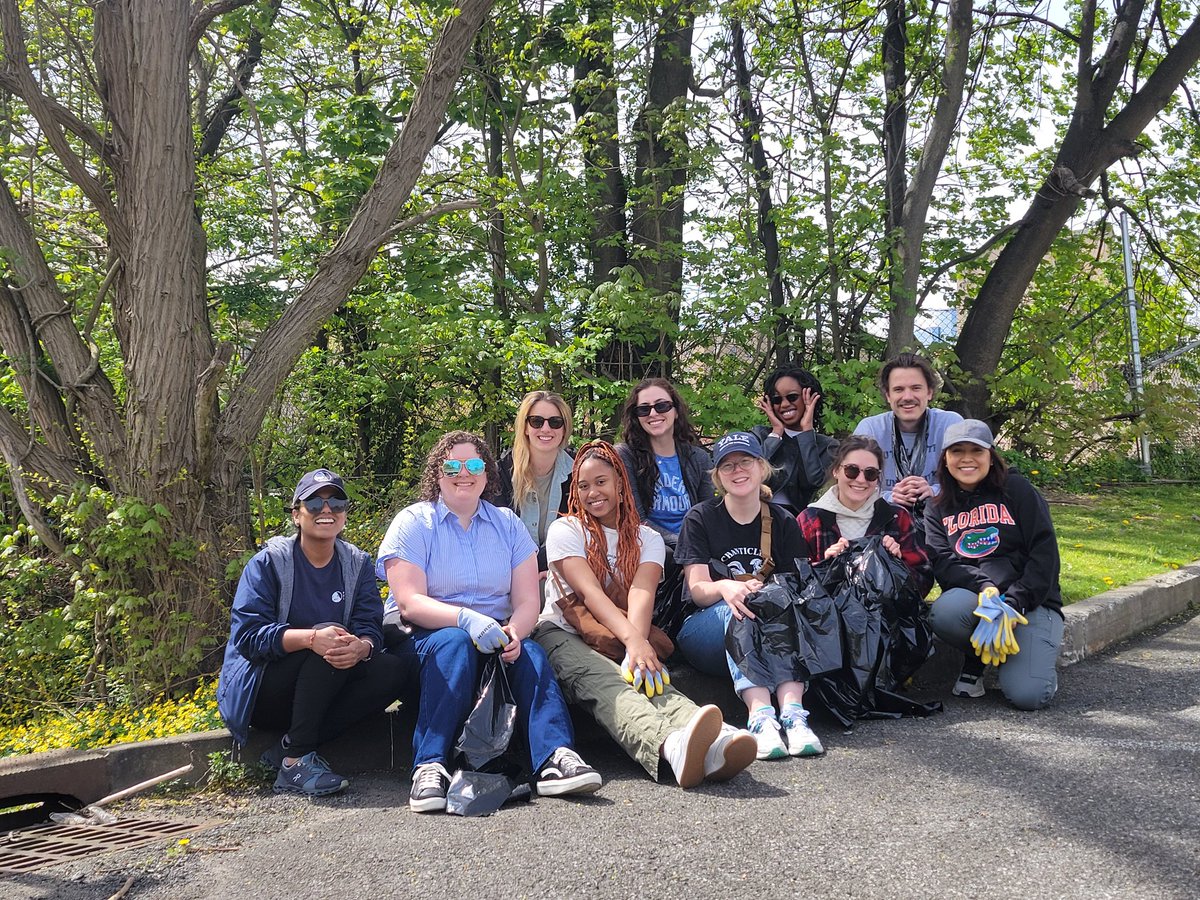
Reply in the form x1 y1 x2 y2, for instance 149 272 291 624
250 649 412 756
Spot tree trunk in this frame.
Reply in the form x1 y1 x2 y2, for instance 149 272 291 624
730 19 789 367
884 0 973 359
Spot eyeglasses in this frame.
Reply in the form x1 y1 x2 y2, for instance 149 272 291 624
442 458 487 477
634 400 675 417
299 496 349 514
527 415 565 430
841 464 881 482
770 392 803 406
717 457 758 475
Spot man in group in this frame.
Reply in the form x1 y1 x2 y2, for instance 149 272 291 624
853 353 963 526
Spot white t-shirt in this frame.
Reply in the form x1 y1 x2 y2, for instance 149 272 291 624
539 516 666 633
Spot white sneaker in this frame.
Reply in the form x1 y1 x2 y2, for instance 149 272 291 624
748 712 788 760
663 705 722 788
781 711 824 757
703 724 757 781
952 670 986 698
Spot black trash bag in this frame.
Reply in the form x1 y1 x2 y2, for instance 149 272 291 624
807 537 941 727
651 550 692 641
449 656 532 815
445 770 533 818
455 655 518 770
724 560 844 688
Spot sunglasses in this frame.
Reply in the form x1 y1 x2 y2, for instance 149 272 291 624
770 391 803 406
527 415 565 430
634 400 676 418
442 458 487 477
298 496 349 514
841 464 881 483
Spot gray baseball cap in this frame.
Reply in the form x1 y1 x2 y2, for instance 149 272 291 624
941 419 994 452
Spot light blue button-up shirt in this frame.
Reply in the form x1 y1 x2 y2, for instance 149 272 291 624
377 497 536 621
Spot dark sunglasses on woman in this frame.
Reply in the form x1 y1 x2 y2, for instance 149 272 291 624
770 391 803 406
842 464 881 482
299 496 350 514
527 415 565 429
634 400 675 417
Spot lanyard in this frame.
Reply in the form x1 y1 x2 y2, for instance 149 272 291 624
892 413 929 480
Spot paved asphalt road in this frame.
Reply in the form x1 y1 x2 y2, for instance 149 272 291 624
6 610 1198 900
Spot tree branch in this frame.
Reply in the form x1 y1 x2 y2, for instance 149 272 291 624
0 0 124 249
383 199 482 241
216 0 497 473
189 0 260 48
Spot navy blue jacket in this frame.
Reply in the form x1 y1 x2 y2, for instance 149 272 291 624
216 535 384 745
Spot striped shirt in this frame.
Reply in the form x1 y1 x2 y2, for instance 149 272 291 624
376 497 536 621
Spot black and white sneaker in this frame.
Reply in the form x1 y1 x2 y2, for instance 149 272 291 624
409 762 451 813
952 670 986 698
536 747 602 797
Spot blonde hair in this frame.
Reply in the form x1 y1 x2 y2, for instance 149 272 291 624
511 391 573 507
710 457 777 501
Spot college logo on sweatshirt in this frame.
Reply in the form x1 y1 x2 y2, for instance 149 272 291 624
942 502 1014 559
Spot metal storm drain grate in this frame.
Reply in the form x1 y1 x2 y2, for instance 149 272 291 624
0 817 218 874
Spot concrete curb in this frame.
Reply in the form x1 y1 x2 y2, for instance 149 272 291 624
3 562 1198 809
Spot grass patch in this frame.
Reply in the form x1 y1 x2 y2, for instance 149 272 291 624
1052 485 1200 602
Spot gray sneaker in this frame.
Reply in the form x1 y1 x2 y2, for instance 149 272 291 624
952 670 986 698
409 762 451 813
273 752 348 797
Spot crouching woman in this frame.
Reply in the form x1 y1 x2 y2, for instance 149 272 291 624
925 420 1064 710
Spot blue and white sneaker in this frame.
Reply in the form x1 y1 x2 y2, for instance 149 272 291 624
273 752 349 797
780 708 824 757
748 709 788 760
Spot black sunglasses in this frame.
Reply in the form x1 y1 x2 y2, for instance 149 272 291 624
841 464 881 483
528 415 565 430
634 400 676 417
770 391 803 406
298 496 349 514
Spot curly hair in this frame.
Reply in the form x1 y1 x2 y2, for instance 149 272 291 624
417 431 501 503
763 366 826 431
566 440 643 588
617 378 702 509
511 390 573 506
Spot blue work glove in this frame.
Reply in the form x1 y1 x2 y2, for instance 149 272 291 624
457 608 509 653
620 654 670 697
994 599 1029 664
969 588 1005 663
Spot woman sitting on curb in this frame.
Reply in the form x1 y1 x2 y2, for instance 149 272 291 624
218 469 411 797
925 420 1064 710
673 432 825 760
378 431 602 813
533 441 757 788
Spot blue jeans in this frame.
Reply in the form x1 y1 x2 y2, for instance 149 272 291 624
929 587 1064 710
407 626 575 771
675 602 756 695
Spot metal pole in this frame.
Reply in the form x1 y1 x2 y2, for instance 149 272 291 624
1121 211 1152 475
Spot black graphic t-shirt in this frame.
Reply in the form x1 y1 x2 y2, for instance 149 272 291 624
675 498 805 596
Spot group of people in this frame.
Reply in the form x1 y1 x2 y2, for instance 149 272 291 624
217 352 1064 812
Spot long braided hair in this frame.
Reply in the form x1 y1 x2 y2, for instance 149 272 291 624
565 440 643 588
